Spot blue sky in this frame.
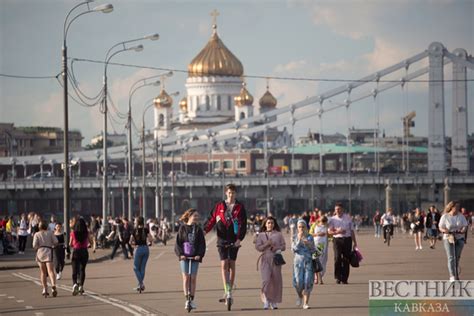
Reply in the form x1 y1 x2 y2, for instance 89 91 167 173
1 0 473 144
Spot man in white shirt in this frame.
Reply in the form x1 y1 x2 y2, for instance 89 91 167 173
328 203 357 284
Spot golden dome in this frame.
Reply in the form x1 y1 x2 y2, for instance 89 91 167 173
259 87 277 108
188 24 244 77
234 83 253 107
179 97 188 112
154 90 173 108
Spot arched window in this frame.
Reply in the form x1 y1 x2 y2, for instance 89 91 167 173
240 112 246 120
217 95 221 111
206 96 210 111
228 95 232 110
158 114 164 127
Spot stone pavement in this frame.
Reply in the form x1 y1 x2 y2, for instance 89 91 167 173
0 228 473 316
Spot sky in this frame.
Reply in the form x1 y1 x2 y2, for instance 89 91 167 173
1 0 473 146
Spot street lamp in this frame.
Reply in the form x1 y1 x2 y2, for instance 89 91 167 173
102 38 148 225
264 126 271 217
63 0 113 246
127 72 171 220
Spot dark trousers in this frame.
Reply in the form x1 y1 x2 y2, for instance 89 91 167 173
383 225 394 241
18 236 27 252
124 239 134 257
333 237 352 282
54 247 66 273
111 239 128 259
72 248 89 286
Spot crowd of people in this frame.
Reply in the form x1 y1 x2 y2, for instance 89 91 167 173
0 189 472 310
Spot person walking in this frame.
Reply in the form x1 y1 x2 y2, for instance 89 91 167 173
32 220 58 297
70 217 90 296
328 202 358 284
53 223 66 280
373 210 382 238
412 208 424 250
292 219 315 309
17 213 29 254
310 215 328 284
109 218 129 260
204 183 247 304
131 216 151 292
122 217 134 258
175 209 206 310
425 205 441 249
439 201 468 282
255 216 286 310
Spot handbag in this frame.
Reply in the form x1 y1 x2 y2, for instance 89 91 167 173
312 256 323 273
264 233 286 266
273 253 286 266
350 249 360 268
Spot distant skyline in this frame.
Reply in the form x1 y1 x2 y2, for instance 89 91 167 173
1 0 473 145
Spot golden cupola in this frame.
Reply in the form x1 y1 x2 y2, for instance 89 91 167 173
179 97 188 112
234 83 254 107
259 84 277 108
188 23 244 78
154 89 173 108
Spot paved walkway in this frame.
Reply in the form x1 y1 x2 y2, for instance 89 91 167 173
0 228 473 315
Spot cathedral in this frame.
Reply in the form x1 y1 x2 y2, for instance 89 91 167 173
153 12 290 149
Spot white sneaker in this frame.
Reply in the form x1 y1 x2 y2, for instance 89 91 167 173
184 300 190 310
419 246 423 250
56 272 62 280
303 304 310 309
72 283 79 296
263 301 269 310
271 303 278 310
296 297 302 307
449 276 456 283
415 246 419 250
190 301 197 309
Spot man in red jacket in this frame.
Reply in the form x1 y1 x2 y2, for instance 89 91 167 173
204 183 247 304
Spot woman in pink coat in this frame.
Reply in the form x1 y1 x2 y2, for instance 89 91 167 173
255 216 286 310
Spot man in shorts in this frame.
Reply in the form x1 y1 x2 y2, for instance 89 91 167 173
204 184 247 303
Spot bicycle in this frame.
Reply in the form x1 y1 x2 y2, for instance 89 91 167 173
385 225 392 246
185 257 193 313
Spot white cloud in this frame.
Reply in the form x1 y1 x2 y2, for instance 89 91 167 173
274 60 308 73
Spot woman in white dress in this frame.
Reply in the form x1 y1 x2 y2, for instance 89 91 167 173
310 216 328 284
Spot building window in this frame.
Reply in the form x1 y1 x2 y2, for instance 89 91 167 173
240 112 245 120
228 95 232 110
212 160 220 170
49 139 56 147
237 159 246 169
194 96 198 111
206 96 210 111
158 114 164 127
223 160 233 170
308 158 320 171
291 159 302 171
217 95 221 111
255 159 265 170
325 160 337 171
273 159 284 167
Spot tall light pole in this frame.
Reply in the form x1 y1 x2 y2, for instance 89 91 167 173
102 37 149 224
62 0 113 243
141 101 156 221
127 71 172 220
264 126 270 217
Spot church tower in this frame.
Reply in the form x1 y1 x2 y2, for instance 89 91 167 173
154 87 174 139
234 82 254 127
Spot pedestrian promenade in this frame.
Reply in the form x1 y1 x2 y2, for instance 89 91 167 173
0 228 473 315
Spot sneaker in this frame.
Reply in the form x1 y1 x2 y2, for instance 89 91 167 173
271 303 278 310
184 300 190 310
51 286 57 297
190 301 197 309
419 246 423 250
296 297 302 307
384 239 387 243
415 246 419 250
56 272 62 280
449 276 456 283
72 284 79 296
140 284 145 291
263 301 269 310
78 285 84 295
303 304 310 309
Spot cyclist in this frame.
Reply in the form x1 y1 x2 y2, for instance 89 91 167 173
381 208 394 244
204 183 247 305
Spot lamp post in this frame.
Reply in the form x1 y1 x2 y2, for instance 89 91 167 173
264 126 270 217
127 72 171 221
141 100 157 221
102 37 148 225
63 0 113 245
